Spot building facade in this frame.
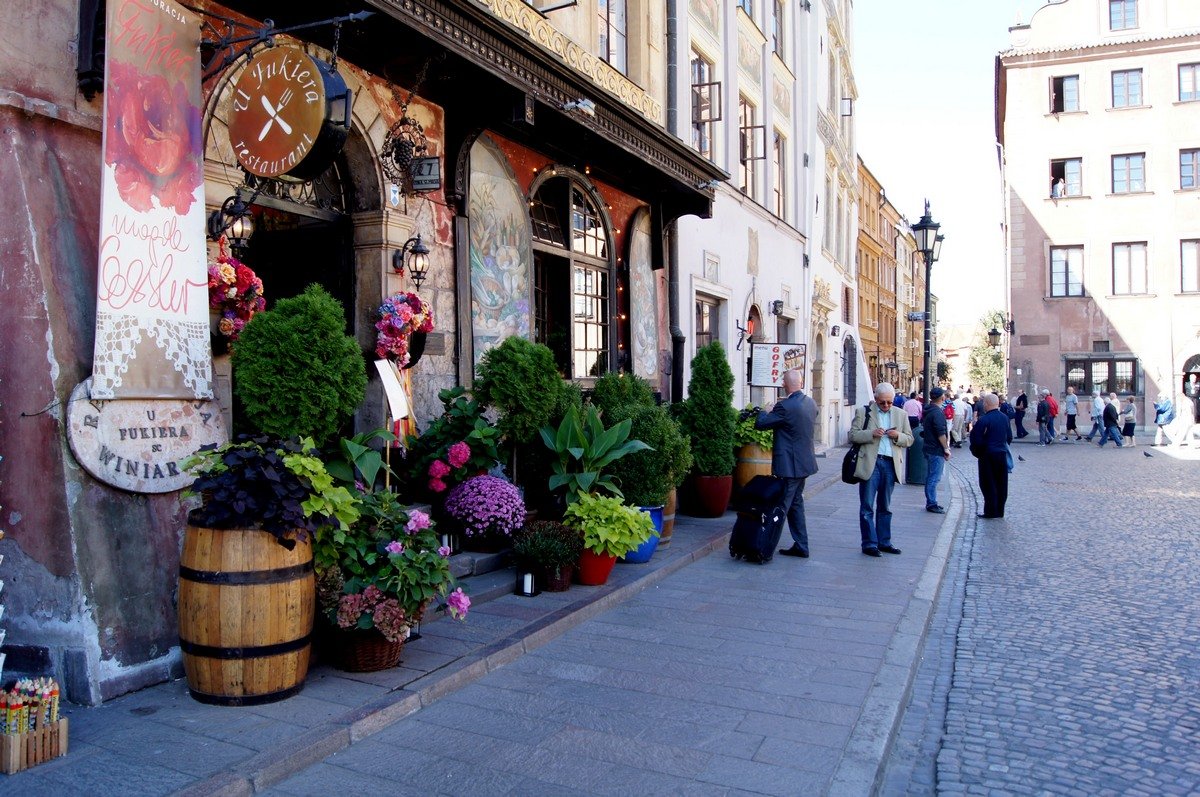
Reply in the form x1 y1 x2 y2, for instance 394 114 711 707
998 0 1200 421
0 0 721 703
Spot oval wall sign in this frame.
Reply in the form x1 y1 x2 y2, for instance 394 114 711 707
226 47 351 181
66 379 229 494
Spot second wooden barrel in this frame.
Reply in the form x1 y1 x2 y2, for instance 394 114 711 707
734 444 773 490
178 524 314 706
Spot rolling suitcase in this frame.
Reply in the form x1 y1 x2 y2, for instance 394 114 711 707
728 475 787 564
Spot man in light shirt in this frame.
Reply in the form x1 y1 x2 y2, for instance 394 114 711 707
847 382 915 557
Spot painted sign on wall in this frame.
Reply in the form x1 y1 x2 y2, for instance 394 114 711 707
91 0 210 399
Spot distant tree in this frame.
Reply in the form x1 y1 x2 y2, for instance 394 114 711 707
967 310 1006 392
936 359 953 387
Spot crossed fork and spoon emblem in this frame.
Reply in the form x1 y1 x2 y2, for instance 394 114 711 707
257 88 294 141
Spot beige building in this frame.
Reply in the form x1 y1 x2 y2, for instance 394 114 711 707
997 0 1200 422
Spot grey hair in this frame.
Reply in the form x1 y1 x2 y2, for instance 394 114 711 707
874 382 897 399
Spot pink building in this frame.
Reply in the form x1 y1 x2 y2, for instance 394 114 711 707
997 0 1200 424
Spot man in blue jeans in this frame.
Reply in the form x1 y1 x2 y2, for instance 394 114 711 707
848 382 915 556
920 387 952 513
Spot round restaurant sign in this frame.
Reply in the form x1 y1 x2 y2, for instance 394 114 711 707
227 47 346 180
66 379 229 494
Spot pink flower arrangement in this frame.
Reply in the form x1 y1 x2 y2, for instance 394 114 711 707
375 292 434 366
446 588 471 620
447 442 471 469
207 239 265 342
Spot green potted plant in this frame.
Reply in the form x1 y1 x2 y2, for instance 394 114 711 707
733 405 775 492
605 403 692 553
563 492 657 586
474 336 563 477
313 490 468 672
511 520 583 593
677 342 737 517
539 404 650 503
232 283 367 446
180 434 360 705
400 387 503 505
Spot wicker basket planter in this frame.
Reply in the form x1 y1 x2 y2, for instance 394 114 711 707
328 628 406 672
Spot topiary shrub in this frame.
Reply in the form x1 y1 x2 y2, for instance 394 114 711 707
591 373 656 419
678 341 736 476
606 404 692 507
232 284 366 446
474 336 562 445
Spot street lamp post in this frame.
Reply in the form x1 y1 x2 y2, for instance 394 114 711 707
911 201 942 403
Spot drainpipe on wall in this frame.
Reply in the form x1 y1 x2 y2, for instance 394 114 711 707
666 0 686 403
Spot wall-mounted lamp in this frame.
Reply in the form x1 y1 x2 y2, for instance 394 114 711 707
735 317 755 351
987 326 1003 350
562 98 596 117
392 234 431 290
207 193 256 252
770 300 785 316
830 324 841 337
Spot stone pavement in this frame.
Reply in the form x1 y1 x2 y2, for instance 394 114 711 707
5 461 963 796
882 432 1200 795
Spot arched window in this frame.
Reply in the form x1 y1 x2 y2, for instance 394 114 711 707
843 336 858 404
529 175 613 380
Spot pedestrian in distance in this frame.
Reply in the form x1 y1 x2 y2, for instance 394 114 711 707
969 392 1013 519
754 368 819 559
1153 392 1175 446
1035 390 1052 446
1062 385 1083 441
848 382 914 557
951 392 970 448
905 391 922 430
1084 389 1105 441
1013 390 1029 438
1181 373 1200 447
1097 393 1123 447
1045 389 1060 440
920 387 952 514
1120 396 1137 447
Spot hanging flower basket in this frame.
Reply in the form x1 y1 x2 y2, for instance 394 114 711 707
375 292 434 368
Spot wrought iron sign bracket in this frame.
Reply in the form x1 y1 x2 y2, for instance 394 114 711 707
193 8 374 82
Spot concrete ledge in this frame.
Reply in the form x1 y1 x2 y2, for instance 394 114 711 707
242 726 352 792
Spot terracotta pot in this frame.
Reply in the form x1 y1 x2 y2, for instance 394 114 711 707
691 474 733 518
577 549 617 586
659 488 677 548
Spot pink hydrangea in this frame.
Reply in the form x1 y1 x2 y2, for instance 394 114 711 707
438 545 451 557
386 540 405 555
372 599 409 642
446 587 471 620
447 442 471 469
428 459 451 479
336 593 366 629
428 478 447 494
406 509 432 534
362 584 384 606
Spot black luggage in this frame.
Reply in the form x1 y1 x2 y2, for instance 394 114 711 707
728 475 787 564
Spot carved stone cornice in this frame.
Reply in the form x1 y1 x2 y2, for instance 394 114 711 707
364 0 724 208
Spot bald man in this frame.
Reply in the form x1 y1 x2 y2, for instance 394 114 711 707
968 392 1013 519
755 368 819 557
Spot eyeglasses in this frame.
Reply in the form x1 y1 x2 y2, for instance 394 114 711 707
876 399 893 407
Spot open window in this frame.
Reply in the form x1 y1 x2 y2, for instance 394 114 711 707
1050 75 1080 113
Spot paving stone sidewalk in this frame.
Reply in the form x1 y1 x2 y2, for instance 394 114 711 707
5 463 963 795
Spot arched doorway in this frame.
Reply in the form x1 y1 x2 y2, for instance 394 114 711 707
528 170 615 381
812 334 826 445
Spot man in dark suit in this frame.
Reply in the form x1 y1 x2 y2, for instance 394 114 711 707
969 392 1013 519
755 369 819 558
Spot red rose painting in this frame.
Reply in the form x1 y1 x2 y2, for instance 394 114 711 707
103 60 202 215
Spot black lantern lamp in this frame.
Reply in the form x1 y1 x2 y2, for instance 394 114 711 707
207 193 256 252
911 201 942 405
392 234 431 290
515 568 541 597
988 326 1003 349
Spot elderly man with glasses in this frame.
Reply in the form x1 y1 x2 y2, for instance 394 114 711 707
847 382 915 557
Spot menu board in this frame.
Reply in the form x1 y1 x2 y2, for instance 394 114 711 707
749 343 807 388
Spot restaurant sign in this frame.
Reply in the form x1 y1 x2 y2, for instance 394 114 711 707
749 343 808 389
67 379 228 494
227 47 352 181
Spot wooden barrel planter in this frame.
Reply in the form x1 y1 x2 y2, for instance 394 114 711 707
178 524 315 706
658 489 677 548
734 444 773 491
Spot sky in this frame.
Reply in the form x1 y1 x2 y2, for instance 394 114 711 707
853 0 1041 329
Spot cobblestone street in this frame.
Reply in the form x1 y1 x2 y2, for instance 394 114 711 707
885 439 1200 795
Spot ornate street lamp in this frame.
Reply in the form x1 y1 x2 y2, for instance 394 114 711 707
206 193 256 253
392 234 431 291
988 326 1003 350
911 201 942 403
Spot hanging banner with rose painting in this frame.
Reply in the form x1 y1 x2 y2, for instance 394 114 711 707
90 0 211 399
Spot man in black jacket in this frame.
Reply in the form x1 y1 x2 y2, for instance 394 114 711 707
1097 393 1124 447
970 393 1013 519
755 369 819 557
920 387 952 513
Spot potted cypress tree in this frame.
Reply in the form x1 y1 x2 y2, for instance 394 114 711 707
678 342 737 517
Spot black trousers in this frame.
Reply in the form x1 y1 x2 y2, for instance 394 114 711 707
977 451 1008 518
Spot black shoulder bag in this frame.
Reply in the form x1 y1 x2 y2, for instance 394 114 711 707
841 404 872 484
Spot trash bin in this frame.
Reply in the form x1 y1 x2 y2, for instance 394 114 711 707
905 447 927 485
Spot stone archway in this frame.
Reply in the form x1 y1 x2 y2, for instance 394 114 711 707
812 333 826 445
